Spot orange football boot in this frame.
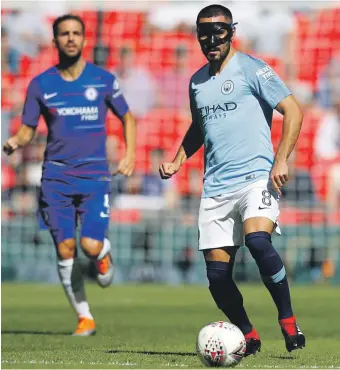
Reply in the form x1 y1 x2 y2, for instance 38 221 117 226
72 316 96 336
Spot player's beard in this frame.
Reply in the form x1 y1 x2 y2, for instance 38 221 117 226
58 49 82 69
205 41 231 63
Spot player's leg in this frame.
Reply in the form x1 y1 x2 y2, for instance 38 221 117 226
203 247 261 356
77 182 114 288
57 239 96 336
39 181 95 336
241 181 305 352
199 195 261 356
80 236 113 288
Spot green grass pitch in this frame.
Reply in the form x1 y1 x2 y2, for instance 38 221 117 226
2 283 340 369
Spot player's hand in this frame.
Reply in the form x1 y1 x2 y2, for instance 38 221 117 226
270 159 289 196
113 155 135 177
159 161 181 179
3 136 19 156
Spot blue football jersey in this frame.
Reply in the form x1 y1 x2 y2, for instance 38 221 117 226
189 52 291 197
22 62 129 181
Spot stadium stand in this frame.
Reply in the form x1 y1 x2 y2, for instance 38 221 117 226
1 2 340 284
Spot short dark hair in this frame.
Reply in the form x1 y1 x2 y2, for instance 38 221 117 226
196 4 233 25
52 14 85 38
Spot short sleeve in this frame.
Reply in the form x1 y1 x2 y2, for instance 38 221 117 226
22 79 42 127
105 74 129 119
244 57 291 109
189 81 198 125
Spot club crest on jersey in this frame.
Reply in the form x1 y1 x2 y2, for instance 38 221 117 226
84 87 98 101
221 80 234 95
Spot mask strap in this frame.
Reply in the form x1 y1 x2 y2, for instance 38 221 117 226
227 22 238 41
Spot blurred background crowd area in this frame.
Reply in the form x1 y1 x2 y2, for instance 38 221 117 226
1 1 340 284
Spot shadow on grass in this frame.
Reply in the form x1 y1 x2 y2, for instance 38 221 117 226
2 330 71 336
106 349 196 357
270 355 295 360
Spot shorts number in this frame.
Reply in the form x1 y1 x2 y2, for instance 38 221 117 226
102 194 110 217
262 190 272 206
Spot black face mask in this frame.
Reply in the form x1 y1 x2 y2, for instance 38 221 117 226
197 22 237 50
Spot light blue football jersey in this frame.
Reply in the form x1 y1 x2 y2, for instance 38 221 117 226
189 52 291 197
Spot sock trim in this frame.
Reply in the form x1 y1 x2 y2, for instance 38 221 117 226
57 258 74 267
262 266 286 284
206 261 229 271
245 231 271 243
279 315 296 324
244 327 260 339
279 315 297 336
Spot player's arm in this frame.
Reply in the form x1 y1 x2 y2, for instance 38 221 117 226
159 122 203 179
160 85 203 179
116 110 136 177
3 79 41 156
106 75 136 177
271 95 303 194
245 58 303 194
3 125 36 155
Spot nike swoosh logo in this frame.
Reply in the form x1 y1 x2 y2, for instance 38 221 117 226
44 92 58 100
258 206 271 210
100 212 110 218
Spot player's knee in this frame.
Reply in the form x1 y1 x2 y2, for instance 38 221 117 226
245 231 275 260
206 261 230 285
245 231 285 278
204 248 233 263
206 261 236 309
57 239 76 260
80 237 103 258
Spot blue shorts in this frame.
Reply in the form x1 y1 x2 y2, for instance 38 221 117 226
39 178 111 245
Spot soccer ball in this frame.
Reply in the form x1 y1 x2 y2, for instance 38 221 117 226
196 321 246 367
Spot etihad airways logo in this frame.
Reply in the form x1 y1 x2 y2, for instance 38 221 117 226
54 106 99 121
198 102 237 122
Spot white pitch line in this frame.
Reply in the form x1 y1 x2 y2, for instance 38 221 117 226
1 359 191 368
1 360 138 366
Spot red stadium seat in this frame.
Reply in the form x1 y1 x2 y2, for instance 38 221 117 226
295 109 323 170
1 162 17 191
1 72 15 110
107 108 192 173
102 11 146 49
6 7 340 213
271 108 322 171
295 8 340 90
15 75 35 102
110 209 142 224
28 48 58 76
18 55 33 77
106 38 138 69
279 207 328 225
70 10 98 48
312 158 340 201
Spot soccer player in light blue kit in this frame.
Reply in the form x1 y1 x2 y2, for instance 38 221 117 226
160 5 305 355
3 15 136 336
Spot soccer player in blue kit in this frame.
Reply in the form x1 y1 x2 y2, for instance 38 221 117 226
3 14 136 336
160 5 306 355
